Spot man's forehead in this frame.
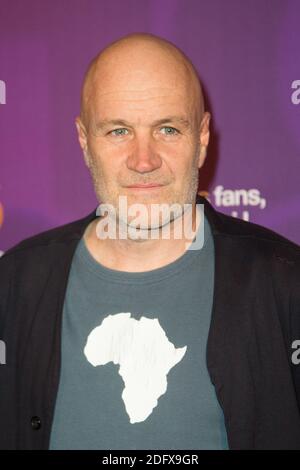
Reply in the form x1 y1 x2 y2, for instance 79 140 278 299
90 88 193 114
91 83 194 109
87 53 195 108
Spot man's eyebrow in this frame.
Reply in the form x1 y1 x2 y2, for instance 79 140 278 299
95 119 130 129
95 116 191 130
151 116 191 128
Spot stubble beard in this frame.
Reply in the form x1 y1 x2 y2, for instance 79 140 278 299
88 153 200 239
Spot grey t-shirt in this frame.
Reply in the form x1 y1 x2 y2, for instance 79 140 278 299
49 213 228 450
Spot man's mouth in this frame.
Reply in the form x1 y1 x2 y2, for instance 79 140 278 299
125 183 165 191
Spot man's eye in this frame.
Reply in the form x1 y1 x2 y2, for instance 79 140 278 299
109 128 129 136
160 126 179 135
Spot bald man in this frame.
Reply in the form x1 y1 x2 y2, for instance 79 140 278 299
76 33 209 273
0 33 300 451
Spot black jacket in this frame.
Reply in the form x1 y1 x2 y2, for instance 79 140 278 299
0 194 300 449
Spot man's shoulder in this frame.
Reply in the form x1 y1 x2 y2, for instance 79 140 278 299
216 208 298 244
197 194 300 265
210 206 300 263
0 209 96 262
198 194 298 249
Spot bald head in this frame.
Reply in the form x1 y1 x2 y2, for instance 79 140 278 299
79 32 205 131
75 32 211 236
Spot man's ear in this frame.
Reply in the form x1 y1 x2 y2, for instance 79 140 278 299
198 112 211 169
75 117 91 169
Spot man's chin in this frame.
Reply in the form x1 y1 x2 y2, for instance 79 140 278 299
118 212 179 230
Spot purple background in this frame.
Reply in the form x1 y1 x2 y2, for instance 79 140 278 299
0 0 299 252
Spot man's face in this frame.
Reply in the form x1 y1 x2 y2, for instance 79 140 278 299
76 51 210 230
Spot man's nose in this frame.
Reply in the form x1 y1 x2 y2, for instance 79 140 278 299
126 135 162 173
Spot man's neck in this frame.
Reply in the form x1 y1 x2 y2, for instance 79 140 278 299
83 204 201 273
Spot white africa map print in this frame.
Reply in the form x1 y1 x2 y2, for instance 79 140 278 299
84 312 187 424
